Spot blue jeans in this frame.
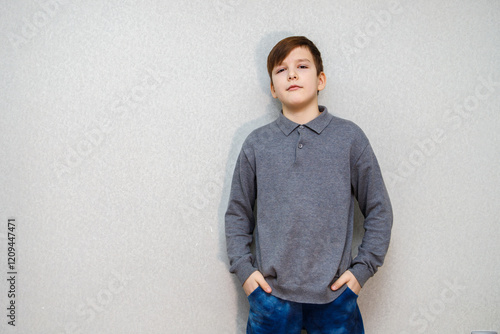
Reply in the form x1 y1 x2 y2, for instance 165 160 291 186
247 286 364 334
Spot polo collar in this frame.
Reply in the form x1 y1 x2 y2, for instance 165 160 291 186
277 105 333 136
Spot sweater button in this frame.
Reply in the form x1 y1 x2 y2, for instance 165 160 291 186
298 143 303 149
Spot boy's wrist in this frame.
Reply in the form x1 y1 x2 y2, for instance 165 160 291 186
347 265 371 288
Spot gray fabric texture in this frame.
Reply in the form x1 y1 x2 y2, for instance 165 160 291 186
225 106 393 304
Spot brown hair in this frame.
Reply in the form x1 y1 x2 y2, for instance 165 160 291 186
267 36 324 82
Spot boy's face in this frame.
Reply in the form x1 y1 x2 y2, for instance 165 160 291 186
270 46 326 111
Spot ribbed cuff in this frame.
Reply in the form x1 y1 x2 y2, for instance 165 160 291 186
234 262 258 286
348 264 372 287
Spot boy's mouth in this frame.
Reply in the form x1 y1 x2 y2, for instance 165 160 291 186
287 85 301 91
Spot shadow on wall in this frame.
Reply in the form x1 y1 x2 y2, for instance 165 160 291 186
216 31 366 333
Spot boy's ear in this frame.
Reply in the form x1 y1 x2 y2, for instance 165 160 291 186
317 72 326 92
270 82 278 98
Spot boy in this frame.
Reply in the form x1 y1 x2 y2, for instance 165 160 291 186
225 36 393 333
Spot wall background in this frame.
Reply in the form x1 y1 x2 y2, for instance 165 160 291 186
1 0 499 333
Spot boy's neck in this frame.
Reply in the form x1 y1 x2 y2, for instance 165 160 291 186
282 103 321 125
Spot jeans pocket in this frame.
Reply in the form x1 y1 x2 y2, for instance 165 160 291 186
247 286 263 300
345 285 359 298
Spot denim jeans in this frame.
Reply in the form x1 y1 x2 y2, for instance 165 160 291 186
247 286 364 334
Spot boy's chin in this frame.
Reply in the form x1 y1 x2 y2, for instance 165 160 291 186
282 99 317 110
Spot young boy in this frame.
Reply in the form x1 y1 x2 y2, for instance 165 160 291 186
225 36 393 334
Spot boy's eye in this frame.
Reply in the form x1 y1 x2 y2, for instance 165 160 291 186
276 68 285 74
299 65 308 69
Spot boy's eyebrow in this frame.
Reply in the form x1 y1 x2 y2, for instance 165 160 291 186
276 58 312 67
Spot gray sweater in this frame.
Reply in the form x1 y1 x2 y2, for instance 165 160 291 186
225 106 393 304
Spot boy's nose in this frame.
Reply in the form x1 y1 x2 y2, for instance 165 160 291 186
288 71 297 80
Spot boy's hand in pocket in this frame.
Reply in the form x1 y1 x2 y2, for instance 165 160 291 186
243 271 272 296
331 270 361 295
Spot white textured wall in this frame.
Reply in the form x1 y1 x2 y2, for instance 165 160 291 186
1 1 499 333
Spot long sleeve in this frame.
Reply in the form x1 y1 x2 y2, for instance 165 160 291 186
225 146 258 285
349 142 393 287
224 109 393 303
